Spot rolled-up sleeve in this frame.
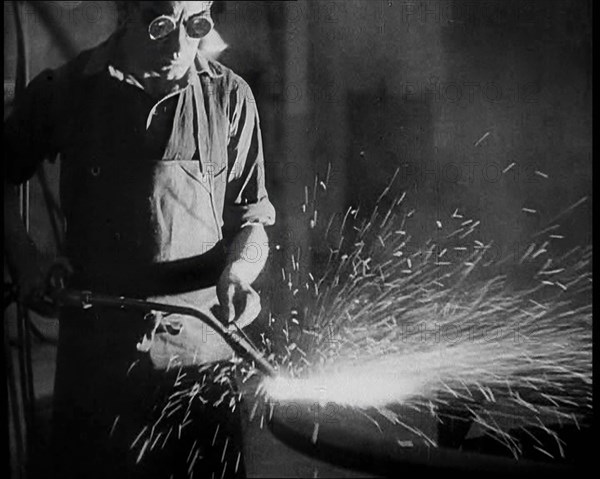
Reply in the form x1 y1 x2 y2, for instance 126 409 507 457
223 77 275 240
4 69 60 185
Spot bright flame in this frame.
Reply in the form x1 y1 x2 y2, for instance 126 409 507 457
262 359 428 408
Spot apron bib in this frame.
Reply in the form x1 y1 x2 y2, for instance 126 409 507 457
59 73 233 371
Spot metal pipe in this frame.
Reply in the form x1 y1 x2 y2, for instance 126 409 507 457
52 289 278 378
15 304 35 436
21 308 35 424
5 310 26 479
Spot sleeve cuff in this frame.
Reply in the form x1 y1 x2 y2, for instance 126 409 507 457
223 196 276 235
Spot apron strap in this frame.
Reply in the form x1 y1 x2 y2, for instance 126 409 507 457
192 74 211 173
193 74 223 241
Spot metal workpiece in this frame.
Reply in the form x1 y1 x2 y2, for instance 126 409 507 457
267 400 576 477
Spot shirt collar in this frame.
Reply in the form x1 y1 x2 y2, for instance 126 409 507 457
83 32 223 80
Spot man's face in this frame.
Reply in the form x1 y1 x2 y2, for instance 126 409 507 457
126 1 213 79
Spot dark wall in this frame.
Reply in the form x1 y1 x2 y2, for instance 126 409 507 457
308 0 592 257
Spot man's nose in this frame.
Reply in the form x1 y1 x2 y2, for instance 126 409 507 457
164 22 187 57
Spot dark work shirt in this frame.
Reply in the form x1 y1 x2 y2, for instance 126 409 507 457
4 33 276 296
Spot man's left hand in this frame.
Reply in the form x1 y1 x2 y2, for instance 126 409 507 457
216 266 261 329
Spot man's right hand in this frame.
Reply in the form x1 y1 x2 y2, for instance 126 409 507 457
4 181 58 317
11 254 72 318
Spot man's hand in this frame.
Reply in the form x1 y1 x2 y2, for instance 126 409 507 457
11 255 72 318
216 224 269 328
5 182 71 317
12 254 55 317
217 266 261 329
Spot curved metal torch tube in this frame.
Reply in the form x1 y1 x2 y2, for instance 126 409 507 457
51 289 277 378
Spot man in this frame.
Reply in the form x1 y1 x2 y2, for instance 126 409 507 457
4 1 275 477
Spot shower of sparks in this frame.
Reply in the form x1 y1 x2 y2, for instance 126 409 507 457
128 166 591 470
255 168 592 460
123 360 247 476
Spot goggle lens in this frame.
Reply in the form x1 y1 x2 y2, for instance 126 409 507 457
186 16 213 39
148 16 176 41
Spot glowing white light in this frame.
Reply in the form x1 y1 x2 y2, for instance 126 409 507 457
262 356 433 408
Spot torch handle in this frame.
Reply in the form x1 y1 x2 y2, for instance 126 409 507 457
52 289 277 377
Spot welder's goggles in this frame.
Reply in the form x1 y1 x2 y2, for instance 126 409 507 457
148 13 213 41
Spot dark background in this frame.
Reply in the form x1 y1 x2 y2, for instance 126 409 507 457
3 0 593 269
4 1 593 477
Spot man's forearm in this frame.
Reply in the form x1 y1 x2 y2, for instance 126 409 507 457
224 224 269 285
